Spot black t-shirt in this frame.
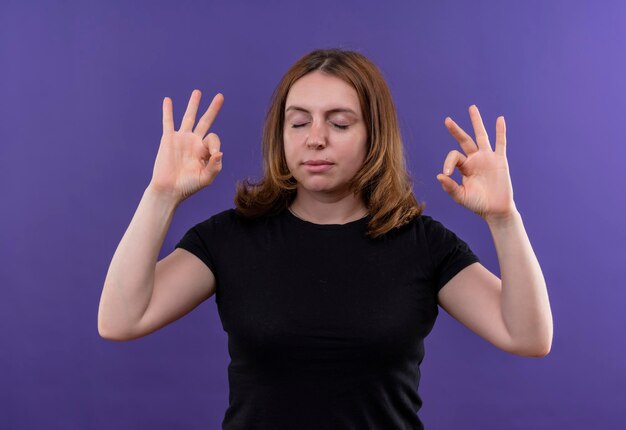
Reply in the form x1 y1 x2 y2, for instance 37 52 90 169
175 208 480 430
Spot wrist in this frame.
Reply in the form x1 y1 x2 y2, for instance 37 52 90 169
484 206 521 230
144 185 182 210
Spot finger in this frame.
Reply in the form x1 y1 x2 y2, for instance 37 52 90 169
442 149 467 176
202 132 222 156
163 97 174 134
200 150 223 186
180 89 202 132
495 116 507 156
194 93 224 138
436 173 464 204
468 105 493 151
444 117 478 155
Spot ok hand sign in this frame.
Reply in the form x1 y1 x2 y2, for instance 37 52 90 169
437 105 517 223
149 89 224 203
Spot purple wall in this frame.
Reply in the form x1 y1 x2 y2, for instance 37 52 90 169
2 0 625 428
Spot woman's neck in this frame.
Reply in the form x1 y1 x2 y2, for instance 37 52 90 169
289 188 368 225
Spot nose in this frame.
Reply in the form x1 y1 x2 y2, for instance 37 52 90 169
306 120 327 149
306 139 326 149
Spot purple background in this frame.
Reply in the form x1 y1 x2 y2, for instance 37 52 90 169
2 0 625 428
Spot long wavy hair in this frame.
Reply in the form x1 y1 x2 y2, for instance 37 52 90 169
234 48 424 237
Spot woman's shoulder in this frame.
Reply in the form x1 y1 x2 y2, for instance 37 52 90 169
413 213 442 230
193 207 282 230
190 208 236 227
388 212 460 244
416 213 466 236
391 212 440 233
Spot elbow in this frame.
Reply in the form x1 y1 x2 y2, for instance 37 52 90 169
98 325 126 341
97 300 142 341
536 337 553 357
98 326 120 341
525 343 551 358
97 317 135 342
507 318 553 358
512 337 552 358
528 325 554 358
98 327 135 342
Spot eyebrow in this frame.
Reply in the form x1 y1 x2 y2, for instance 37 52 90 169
285 105 359 116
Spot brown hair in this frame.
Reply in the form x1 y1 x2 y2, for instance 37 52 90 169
234 48 424 237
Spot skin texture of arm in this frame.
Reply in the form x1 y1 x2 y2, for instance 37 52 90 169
97 189 216 341
435 106 553 357
437 212 552 357
98 90 224 341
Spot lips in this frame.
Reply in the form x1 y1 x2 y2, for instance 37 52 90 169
302 160 334 173
303 160 334 166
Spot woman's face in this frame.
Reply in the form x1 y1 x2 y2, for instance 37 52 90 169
283 71 368 197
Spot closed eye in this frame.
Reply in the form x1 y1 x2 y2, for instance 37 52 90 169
290 122 349 130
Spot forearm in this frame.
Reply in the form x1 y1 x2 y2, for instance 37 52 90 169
486 210 553 356
98 187 179 338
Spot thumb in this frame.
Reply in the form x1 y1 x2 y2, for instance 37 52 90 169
436 173 463 203
199 151 223 187
203 132 222 156
199 132 223 186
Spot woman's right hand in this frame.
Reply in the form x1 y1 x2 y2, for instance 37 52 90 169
148 89 224 203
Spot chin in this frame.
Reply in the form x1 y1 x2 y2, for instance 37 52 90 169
297 179 346 195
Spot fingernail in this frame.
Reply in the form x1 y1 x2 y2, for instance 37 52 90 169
445 168 451 174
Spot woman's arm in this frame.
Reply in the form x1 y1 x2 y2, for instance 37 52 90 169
98 189 217 341
98 90 224 341
437 211 552 357
434 105 553 356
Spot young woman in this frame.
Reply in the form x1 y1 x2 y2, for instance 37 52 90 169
98 49 552 429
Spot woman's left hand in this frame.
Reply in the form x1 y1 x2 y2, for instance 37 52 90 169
437 105 517 224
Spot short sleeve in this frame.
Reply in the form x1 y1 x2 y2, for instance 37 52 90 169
174 216 218 274
422 215 480 292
